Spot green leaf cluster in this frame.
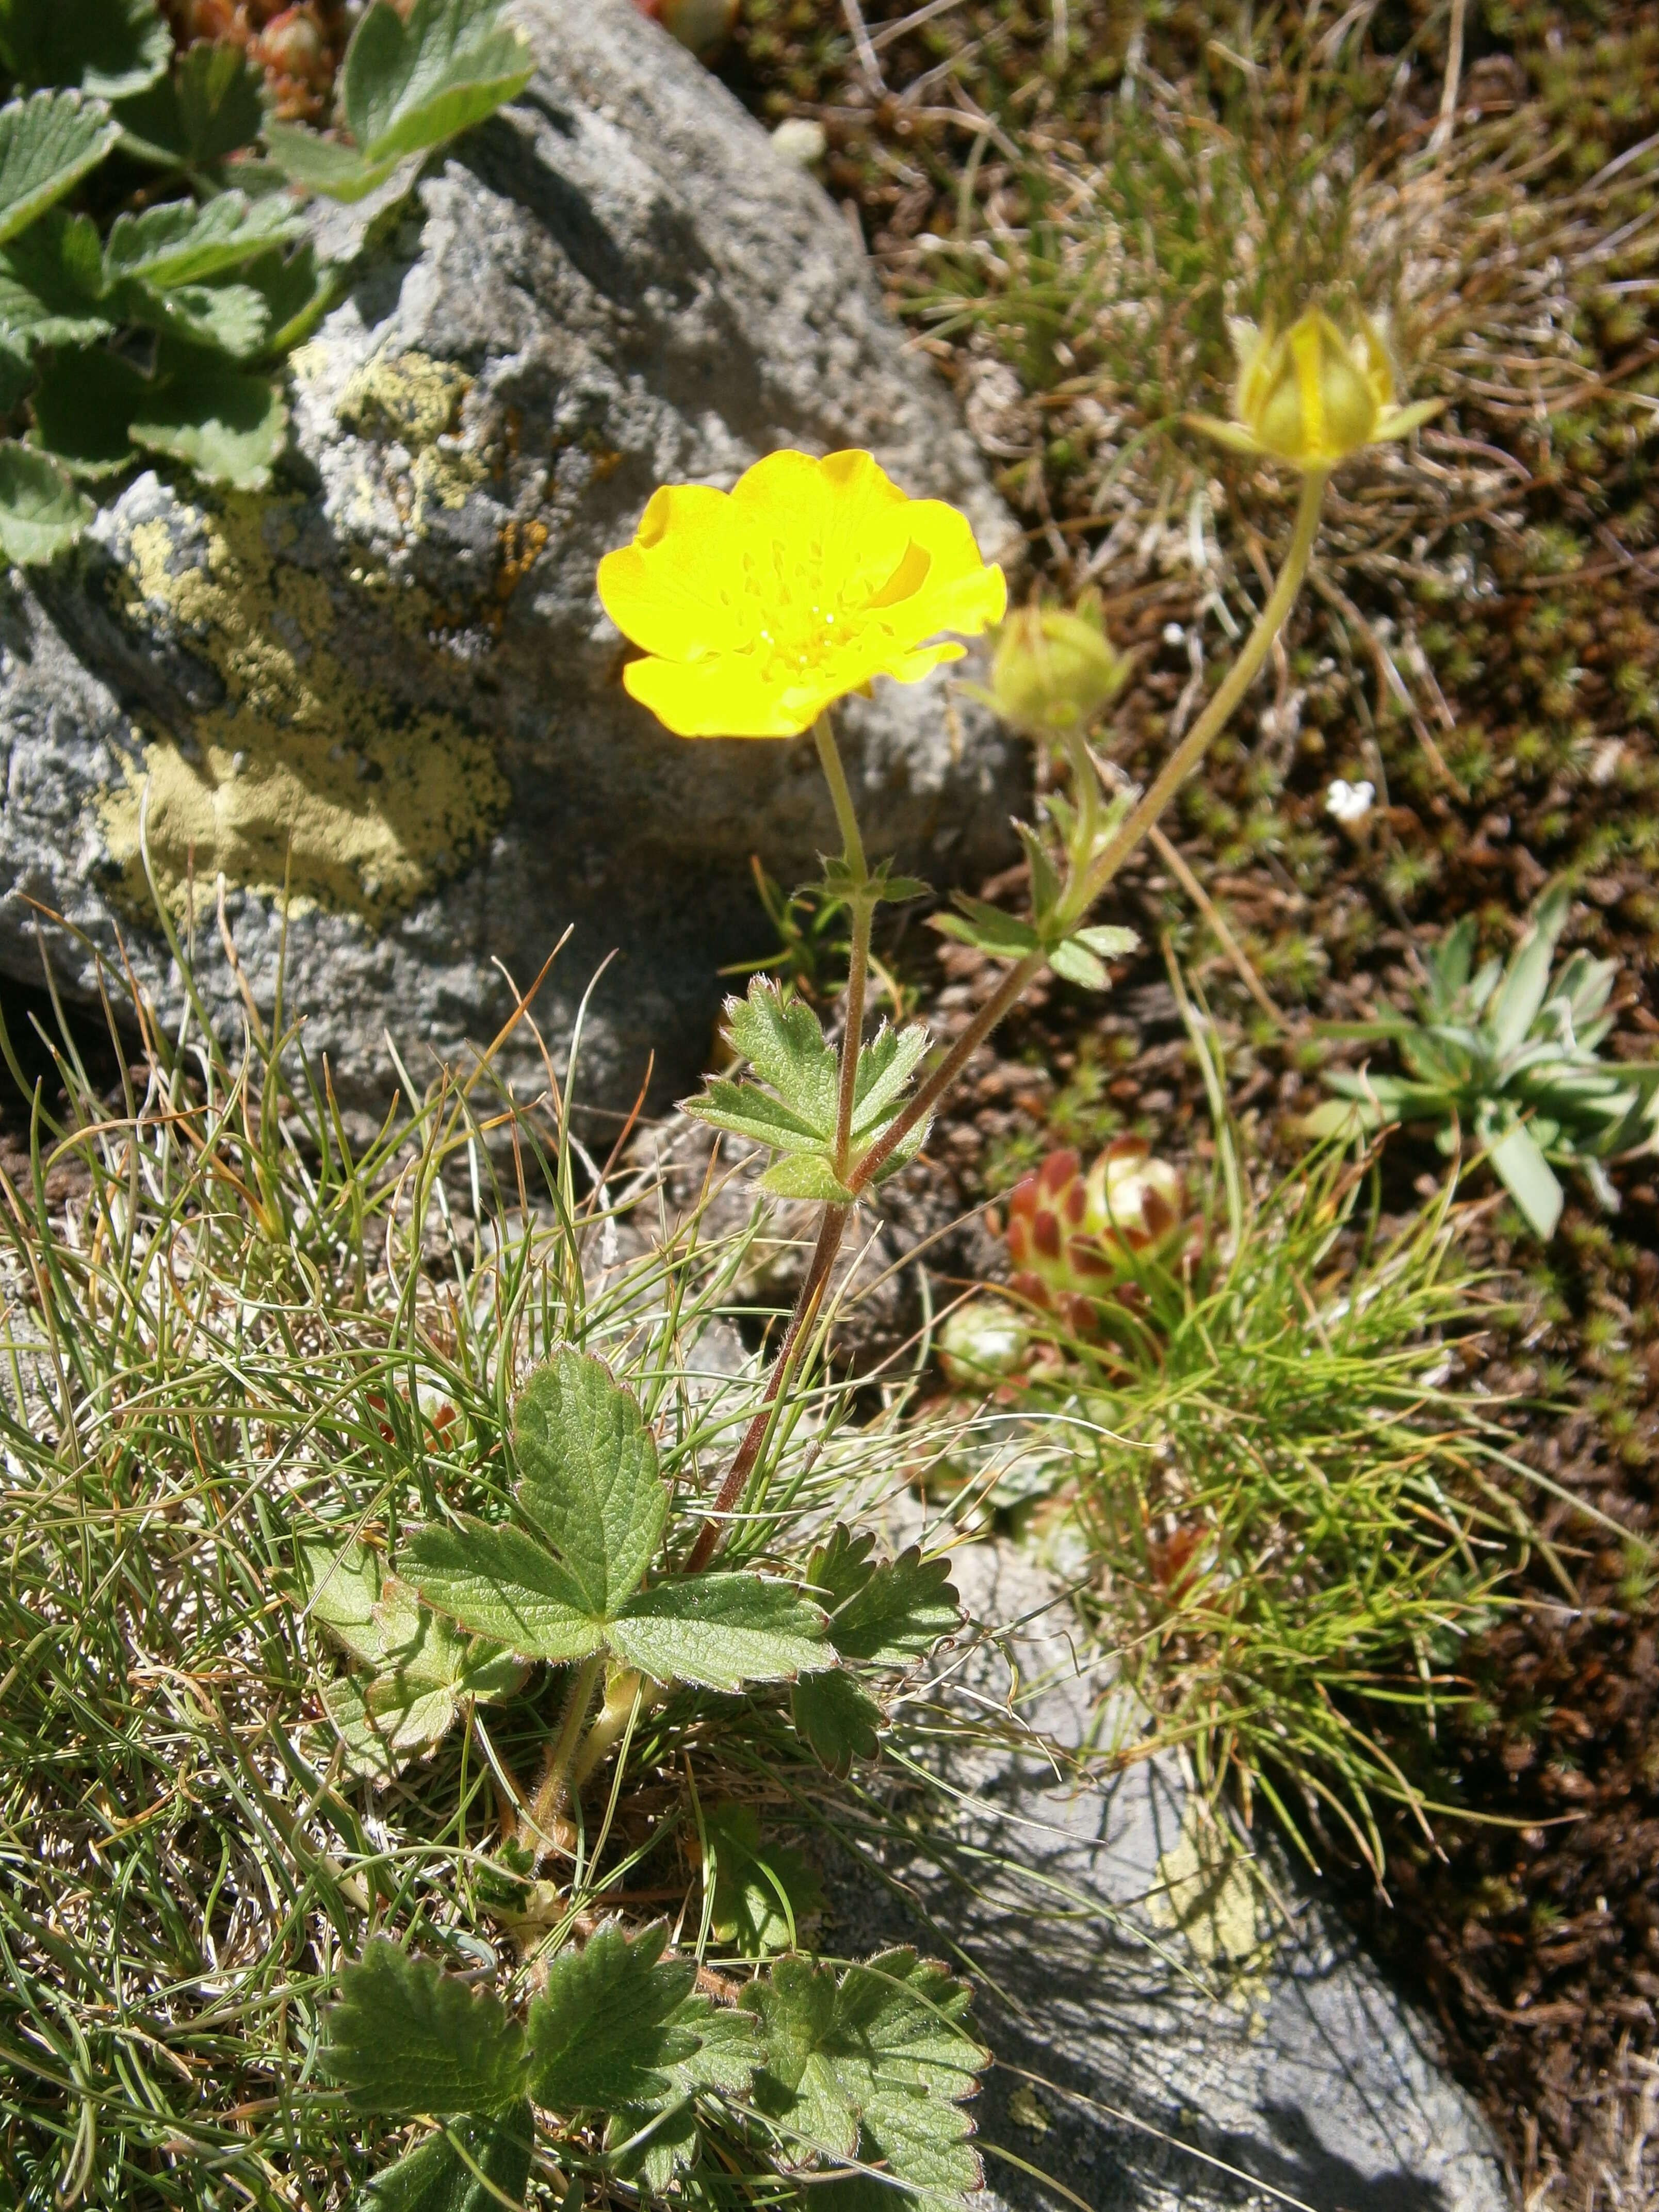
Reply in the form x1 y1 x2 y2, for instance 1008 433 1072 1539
0 0 529 563
326 1929 984 2210
402 1347 832 1691
299 1539 528 1779
790 1525 962 1777
1310 880 1659 1238
684 979 934 1202
266 0 533 204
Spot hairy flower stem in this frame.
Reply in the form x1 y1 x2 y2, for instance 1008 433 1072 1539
519 1652 602 1858
692 479 1326 1569
816 714 875 1174
682 1203 848 1575
853 470 1328 1195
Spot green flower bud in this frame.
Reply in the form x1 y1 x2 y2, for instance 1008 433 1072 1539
985 592 1129 740
1189 305 1442 476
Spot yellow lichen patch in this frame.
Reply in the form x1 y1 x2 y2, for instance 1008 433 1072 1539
96 497 508 928
1147 1804 1269 1991
337 351 471 449
336 350 489 531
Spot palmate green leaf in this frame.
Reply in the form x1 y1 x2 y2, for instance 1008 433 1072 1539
0 0 171 100
113 42 267 168
0 209 111 347
808 1525 962 1666
265 0 533 203
326 1943 529 2117
610 1573 831 1690
743 1951 987 2209
724 981 839 1133
0 440 91 564
759 1152 857 1203
513 1348 665 1616
703 1800 824 1956
851 1022 931 1134
930 896 1042 962
0 91 120 248
683 1080 824 1153
301 1538 528 1777
121 279 269 359
606 1992 761 2188
126 346 287 489
403 1516 603 1661
791 1668 883 1776
30 345 142 477
104 190 307 289
344 0 534 165
527 1923 697 2114
261 122 409 206
242 239 339 356
360 2106 534 2212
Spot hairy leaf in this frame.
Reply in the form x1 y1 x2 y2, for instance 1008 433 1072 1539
404 1516 603 1662
930 896 1042 961
28 345 140 477
759 1153 856 1203
526 1923 697 2115
0 90 120 248
604 1989 759 2185
344 0 534 164
610 1573 830 1690
242 239 337 355
850 1022 931 1134
512 1348 665 1617
807 1526 961 1665
0 336 29 413
790 1668 883 1776
266 0 532 202
326 1943 529 2117
302 1539 528 1777
703 1801 824 1956
743 1951 986 2208
114 42 267 168
681 1080 823 1152
725 981 839 1133
104 190 306 288
0 440 91 564
126 347 287 488
121 278 269 357
0 0 171 100
360 2105 534 2212
0 209 110 347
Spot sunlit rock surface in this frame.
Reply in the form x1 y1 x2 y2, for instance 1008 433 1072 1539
0 0 1020 1113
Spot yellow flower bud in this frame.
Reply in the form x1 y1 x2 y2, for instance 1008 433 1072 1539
1189 306 1442 476
985 593 1129 739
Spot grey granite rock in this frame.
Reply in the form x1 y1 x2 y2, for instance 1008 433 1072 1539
0 0 1022 1115
824 1522 1513 2212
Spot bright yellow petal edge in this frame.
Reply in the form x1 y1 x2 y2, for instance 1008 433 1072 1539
596 448 1008 739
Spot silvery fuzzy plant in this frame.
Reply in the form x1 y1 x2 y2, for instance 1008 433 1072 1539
1309 881 1659 1238
311 308 1461 2208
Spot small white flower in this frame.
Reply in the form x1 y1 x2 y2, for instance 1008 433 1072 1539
1162 621 1185 647
1325 777 1376 826
771 118 827 166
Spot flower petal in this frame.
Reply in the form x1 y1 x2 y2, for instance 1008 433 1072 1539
623 650 817 739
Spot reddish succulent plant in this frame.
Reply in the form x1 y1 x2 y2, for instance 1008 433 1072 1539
1003 1138 1193 1335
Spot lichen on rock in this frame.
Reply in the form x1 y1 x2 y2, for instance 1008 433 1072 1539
95 492 508 925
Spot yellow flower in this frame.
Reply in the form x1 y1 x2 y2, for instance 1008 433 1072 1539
596 448 1007 738
1188 307 1442 475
